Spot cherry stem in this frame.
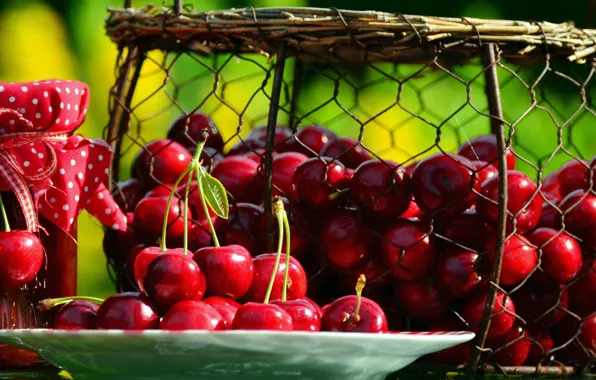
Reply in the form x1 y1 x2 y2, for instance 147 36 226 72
182 168 195 255
328 188 350 201
37 296 104 312
281 211 291 302
263 199 285 305
346 274 366 326
160 166 192 252
0 193 11 232
196 166 220 248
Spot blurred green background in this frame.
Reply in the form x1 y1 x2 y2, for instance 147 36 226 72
0 0 593 298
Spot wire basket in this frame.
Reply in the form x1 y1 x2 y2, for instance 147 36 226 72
103 1 596 376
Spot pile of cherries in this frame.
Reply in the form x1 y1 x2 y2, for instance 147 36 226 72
43 112 595 368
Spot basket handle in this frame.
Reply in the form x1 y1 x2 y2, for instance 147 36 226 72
123 0 182 13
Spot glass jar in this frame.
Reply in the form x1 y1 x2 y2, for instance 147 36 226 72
0 192 77 368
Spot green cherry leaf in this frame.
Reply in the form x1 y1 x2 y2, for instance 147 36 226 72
198 168 229 219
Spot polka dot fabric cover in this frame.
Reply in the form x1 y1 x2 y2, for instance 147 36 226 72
0 80 126 232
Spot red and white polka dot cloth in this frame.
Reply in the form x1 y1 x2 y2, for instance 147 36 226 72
0 80 126 233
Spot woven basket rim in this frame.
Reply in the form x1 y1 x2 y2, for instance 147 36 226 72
105 5 596 64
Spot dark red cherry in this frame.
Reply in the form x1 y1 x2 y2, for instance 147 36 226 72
96 292 160 330
246 125 293 152
143 183 174 199
320 211 372 270
320 137 372 168
568 259 596 316
381 219 436 281
556 189 596 241
486 324 531 366
537 200 559 229
526 327 554 363
133 196 191 242
260 205 313 260
272 152 309 198
457 134 516 169
578 314 596 354
0 231 44 290
471 160 498 185
193 245 254 300
351 160 411 220
143 253 207 310
394 280 449 321
218 203 263 255
167 112 224 151
526 228 582 284
292 157 349 210
477 170 543 233
112 178 147 212
339 258 393 292
435 209 488 251
462 290 516 338
54 301 99 330
132 247 185 292
429 316 473 365
203 297 240 329
542 170 562 202
322 295 388 333
243 253 307 302
231 302 293 330
126 243 148 287
131 139 192 185
513 280 568 327
282 125 336 156
485 235 537 286
271 298 322 331
436 249 481 298
160 300 225 330
211 156 263 203
411 153 479 216
558 159 588 197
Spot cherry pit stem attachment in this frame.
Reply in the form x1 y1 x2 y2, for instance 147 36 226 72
344 274 366 327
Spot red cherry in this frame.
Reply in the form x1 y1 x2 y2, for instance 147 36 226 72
457 134 516 169
513 280 568 327
542 170 562 202
351 160 411 220
271 298 322 331
429 316 473 365
320 211 372 270
339 258 393 291
477 170 543 233
411 153 479 216
132 247 184 291
131 139 192 185
143 253 207 310
126 243 147 287
272 152 309 198
133 196 191 242
435 209 488 251
103 212 136 264
54 301 99 330
436 250 481 298
260 205 313 260
231 302 293 330
537 200 559 229
320 137 372 169
394 280 449 321
246 125 293 152
292 157 349 210
526 228 582 284
243 253 307 302
193 245 254 300
471 160 498 185
526 327 554 363
218 203 263 255
160 300 225 330
322 295 388 333
112 178 147 212
143 183 175 199
381 219 436 281
167 112 224 151
486 235 537 286
486 324 531 366
568 259 596 316
402 199 425 219
282 125 335 156
578 314 596 354
558 160 588 197
462 290 516 338
556 189 596 240
0 231 44 290
203 297 240 329
211 156 263 203
243 148 266 165
96 292 160 330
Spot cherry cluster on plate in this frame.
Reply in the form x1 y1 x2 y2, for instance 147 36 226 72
53 112 595 367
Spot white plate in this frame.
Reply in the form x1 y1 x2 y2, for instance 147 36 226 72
0 329 474 380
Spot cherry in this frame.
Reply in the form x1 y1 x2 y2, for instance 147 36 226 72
578 314 596 354
394 280 449 321
261 205 313 260
218 203 263 255
131 139 192 185
272 152 309 198
282 125 336 156
436 249 482 299
471 160 498 185
568 259 596 316
167 112 224 151
54 300 99 330
211 156 263 203
319 211 372 270
486 324 531 366
558 159 588 197
243 149 267 165
132 247 183 291
462 290 516 338
112 178 147 212
143 183 175 199
271 298 322 331
143 253 206 310
537 200 559 229
133 196 190 242
411 153 479 216
435 209 488 251
160 300 225 330
429 316 473 365
513 280 568 327
193 245 253 300
203 297 240 329
351 160 411 220
556 189 596 240
0 231 44 290
320 137 372 169
322 275 388 333
526 228 582 284
339 258 393 292
477 170 543 233
457 134 516 169
96 292 160 330
243 253 307 302
231 302 293 330
485 235 537 286
246 125 293 152
292 157 349 210
381 219 436 281
402 199 425 219
542 170 563 202
526 327 554 363
227 138 265 156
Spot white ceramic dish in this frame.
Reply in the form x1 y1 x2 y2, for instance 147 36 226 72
0 329 474 380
